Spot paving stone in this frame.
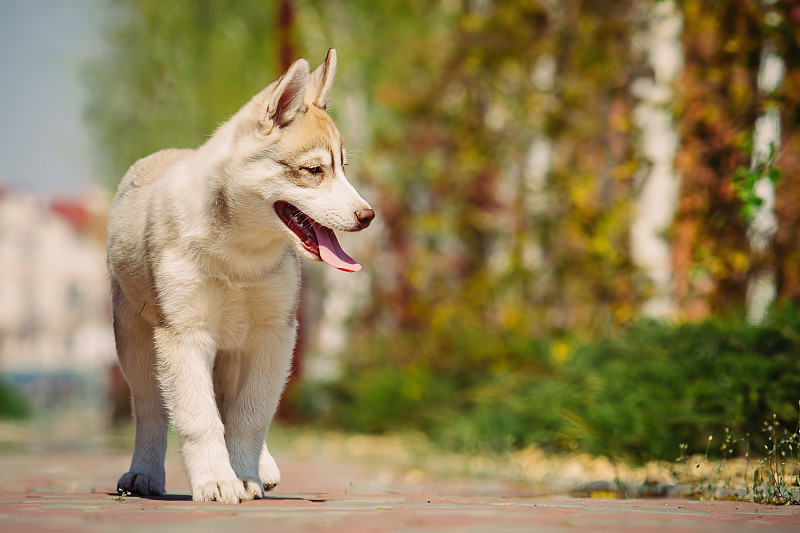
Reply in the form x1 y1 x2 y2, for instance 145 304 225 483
1 447 799 532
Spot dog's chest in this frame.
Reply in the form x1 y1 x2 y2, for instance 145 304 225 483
212 276 299 351
215 294 251 350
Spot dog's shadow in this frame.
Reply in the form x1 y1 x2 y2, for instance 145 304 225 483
106 492 327 503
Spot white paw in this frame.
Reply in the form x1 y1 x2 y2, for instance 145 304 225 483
117 471 165 497
258 452 281 491
192 478 246 504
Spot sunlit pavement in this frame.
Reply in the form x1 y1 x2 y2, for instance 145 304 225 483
1 443 798 532
2 490 800 533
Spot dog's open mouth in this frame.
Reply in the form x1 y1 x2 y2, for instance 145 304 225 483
274 201 361 272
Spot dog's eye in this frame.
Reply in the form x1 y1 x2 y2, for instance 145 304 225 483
303 166 323 175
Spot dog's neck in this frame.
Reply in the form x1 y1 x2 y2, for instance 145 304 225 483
175 124 296 285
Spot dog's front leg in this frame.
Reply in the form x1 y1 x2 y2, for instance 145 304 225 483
153 326 245 503
221 325 296 496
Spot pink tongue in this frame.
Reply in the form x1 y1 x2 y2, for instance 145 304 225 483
313 226 361 272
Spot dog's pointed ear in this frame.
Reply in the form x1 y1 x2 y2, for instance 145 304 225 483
256 58 310 134
305 49 337 109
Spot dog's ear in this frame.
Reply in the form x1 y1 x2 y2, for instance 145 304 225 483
256 58 310 134
305 49 337 109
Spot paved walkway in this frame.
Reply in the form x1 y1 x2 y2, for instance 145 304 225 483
0 420 798 532
3 489 800 533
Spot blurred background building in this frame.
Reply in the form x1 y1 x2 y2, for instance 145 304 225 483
0 185 113 408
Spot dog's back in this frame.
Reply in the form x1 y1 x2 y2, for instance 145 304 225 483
116 149 193 198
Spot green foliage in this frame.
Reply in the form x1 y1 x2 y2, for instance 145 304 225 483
86 0 283 179
732 141 782 221
297 305 800 462
0 381 31 420
358 0 644 338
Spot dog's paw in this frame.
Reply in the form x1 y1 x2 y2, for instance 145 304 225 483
258 451 281 491
117 471 166 497
242 479 265 500
192 479 246 504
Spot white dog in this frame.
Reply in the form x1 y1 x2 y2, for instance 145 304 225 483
106 49 373 503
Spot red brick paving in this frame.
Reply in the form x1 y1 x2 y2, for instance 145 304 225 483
2 490 800 533
1 448 798 532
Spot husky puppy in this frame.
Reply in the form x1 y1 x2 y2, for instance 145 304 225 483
107 49 373 503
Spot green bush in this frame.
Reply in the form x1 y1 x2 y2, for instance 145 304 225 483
0 380 31 420
556 315 800 460
295 305 800 462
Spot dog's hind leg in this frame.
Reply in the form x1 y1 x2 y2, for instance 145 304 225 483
112 280 168 497
217 324 295 498
213 351 264 499
258 441 281 491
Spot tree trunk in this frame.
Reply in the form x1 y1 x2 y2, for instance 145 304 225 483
630 0 683 319
745 41 783 324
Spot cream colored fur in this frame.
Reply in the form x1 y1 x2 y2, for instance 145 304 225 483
107 50 372 503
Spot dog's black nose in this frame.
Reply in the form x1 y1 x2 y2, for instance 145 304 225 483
355 208 375 229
